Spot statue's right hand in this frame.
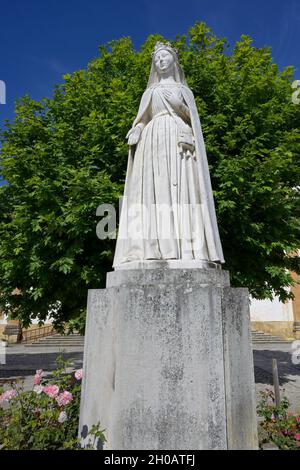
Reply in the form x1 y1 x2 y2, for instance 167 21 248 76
126 126 142 146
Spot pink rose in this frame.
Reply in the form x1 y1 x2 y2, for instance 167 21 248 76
58 411 68 423
56 390 73 407
34 374 41 386
295 434 300 441
43 384 59 398
33 369 44 386
296 417 300 424
0 389 17 403
75 369 83 381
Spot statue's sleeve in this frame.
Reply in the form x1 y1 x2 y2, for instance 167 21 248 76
132 88 152 130
182 87 197 117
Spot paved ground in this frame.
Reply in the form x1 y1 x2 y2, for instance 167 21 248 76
0 343 84 390
253 343 300 412
1 341 300 412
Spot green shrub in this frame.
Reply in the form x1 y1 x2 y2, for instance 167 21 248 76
0 357 105 450
257 389 300 450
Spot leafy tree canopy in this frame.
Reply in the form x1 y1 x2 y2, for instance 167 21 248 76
0 22 299 329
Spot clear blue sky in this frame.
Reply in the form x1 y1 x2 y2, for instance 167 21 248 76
0 0 299 128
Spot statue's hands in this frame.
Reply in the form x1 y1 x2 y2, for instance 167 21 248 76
162 89 182 109
179 142 195 158
126 126 142 146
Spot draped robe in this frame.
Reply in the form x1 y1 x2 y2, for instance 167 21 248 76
113 83 224 267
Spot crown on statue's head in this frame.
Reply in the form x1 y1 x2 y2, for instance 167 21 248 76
152 41 179 59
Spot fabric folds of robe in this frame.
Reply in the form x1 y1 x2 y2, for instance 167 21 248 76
113 84 225 267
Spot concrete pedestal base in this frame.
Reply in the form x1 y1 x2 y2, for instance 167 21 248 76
79 268 258 450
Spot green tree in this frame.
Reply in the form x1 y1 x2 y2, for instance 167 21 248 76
0 22 299 329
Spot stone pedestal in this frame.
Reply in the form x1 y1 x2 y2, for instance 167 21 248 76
79 268 258 450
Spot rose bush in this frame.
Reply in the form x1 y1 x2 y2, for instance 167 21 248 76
257 389 300 450
0 357 105 450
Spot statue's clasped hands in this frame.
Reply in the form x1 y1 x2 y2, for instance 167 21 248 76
126 126 142 146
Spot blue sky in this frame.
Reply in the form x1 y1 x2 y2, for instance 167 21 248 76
0 0 299 129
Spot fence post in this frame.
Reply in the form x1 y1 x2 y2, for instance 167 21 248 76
272 358 281 407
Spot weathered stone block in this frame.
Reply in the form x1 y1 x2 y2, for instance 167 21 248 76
79 268 258 450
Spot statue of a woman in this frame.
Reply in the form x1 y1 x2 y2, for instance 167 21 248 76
113 42 224 268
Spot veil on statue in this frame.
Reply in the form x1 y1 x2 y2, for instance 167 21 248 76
147 42 188 88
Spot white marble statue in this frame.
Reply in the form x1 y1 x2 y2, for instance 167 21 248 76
113 42 224 268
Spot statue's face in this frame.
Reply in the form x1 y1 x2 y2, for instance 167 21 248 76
154 49 175 75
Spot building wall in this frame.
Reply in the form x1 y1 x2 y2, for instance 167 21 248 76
250 297 294 322
291 257 300 338
250 296 295 338
250 254 300 339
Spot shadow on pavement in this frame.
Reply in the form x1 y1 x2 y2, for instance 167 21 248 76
0 350 83 379
253 349 300 386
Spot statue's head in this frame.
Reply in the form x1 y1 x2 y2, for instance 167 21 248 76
147 42 186 87
153 42 178 76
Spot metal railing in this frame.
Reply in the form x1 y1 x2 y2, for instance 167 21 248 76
22 325 54 343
